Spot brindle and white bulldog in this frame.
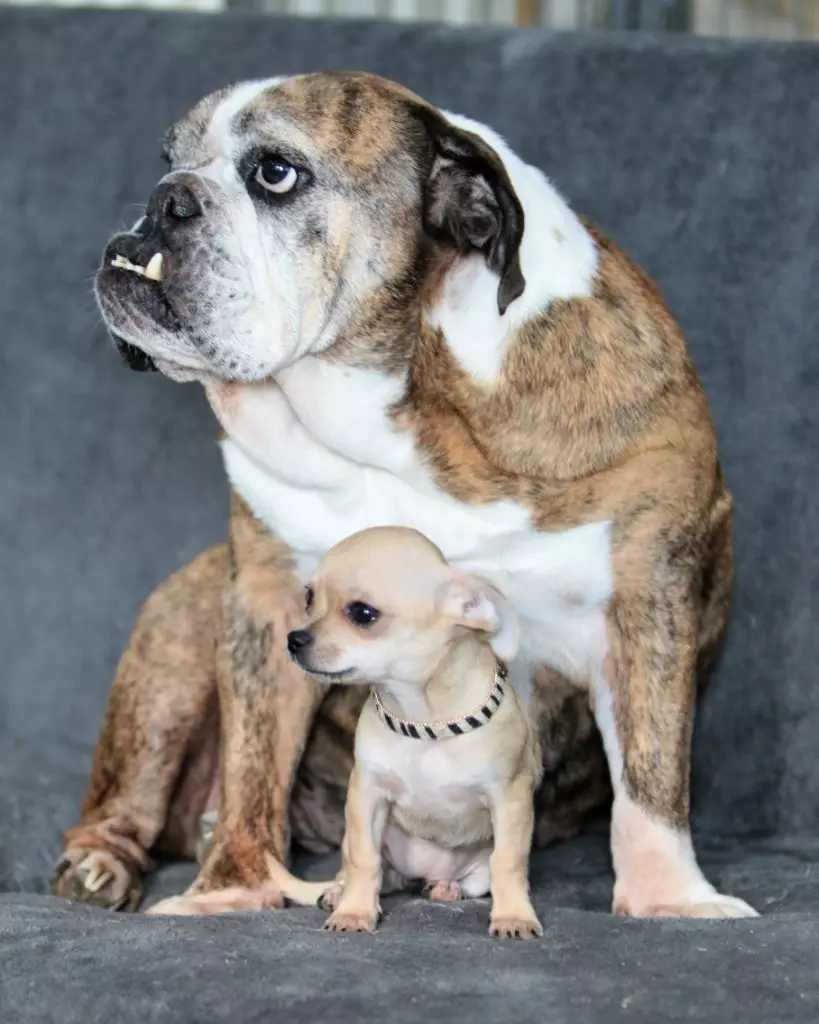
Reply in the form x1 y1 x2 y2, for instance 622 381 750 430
52 71 755 919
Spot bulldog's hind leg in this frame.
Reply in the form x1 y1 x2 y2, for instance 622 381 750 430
52 545 227 911
530 664 611 850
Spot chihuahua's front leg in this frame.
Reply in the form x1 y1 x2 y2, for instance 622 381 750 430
488 773 543 940
325 767 387 934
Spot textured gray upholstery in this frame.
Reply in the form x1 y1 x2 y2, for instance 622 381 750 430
0 9 817 1021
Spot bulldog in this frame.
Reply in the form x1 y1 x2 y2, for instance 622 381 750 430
52 71 754 919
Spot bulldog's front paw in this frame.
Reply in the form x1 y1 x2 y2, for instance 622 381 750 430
52 847 143 912
146 884 284 916
489 912 543 940
147 838 285 915
610 797 759 921
614 887 757 919
324 905 381 933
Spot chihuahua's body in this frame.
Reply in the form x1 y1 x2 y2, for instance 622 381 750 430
261 527 542 938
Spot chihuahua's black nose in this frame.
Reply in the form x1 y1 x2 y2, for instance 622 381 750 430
287 630 313 655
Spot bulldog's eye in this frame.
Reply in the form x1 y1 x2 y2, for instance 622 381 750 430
305 585 314 612
255 157 298 195
345 602 380 629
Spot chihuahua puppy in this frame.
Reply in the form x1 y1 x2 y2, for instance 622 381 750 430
270 526 543 939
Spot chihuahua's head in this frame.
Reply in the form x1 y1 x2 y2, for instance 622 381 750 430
286 527 519 686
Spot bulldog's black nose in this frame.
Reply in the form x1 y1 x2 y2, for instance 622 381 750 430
148 180 203 232
164 182 202 221
287 630 314 655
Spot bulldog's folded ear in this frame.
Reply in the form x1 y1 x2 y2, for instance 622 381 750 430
420 112 526 315
437 575 520 663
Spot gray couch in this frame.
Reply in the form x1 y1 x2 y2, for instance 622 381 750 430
1 8 818 1022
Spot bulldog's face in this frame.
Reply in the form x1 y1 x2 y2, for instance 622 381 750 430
95 72 525 382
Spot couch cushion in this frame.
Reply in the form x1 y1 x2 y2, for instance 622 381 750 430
2 834 819 1024
7 895 816 1024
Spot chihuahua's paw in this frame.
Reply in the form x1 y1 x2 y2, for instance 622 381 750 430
324 906 381 933
52 847 143 912
489 913 543 940
423 881 463 902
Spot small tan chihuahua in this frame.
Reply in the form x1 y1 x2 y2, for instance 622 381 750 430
271 526 543 939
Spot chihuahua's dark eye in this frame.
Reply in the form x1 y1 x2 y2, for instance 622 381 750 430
345 602 380 628
304 586 314 612
254 156 298 195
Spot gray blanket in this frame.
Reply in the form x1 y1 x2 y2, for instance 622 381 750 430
1 9 817 1022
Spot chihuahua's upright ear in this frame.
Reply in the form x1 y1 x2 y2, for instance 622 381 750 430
438 575 520 662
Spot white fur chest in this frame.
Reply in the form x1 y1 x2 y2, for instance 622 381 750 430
219 359 613 692
357 714 500 813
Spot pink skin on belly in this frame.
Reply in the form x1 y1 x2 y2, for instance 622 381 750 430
381 824 492 897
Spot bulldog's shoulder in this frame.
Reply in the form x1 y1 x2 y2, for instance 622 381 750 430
404 140 715 505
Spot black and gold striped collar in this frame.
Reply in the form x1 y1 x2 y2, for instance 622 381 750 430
370 663 507 741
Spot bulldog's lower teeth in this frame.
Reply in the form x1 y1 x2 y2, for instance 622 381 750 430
110 252 164 281
144 252 164 281
111 255 142 274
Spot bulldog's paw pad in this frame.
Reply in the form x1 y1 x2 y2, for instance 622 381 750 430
317 883 344 913
640 895 758 920
324 907 381 933
423 881 463 902
51 848 142 912
489 915 543 940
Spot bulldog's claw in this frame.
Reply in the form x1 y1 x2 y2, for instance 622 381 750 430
51 847 143 912
83 864 114 893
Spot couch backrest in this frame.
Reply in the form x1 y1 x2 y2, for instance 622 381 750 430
1 8 817 840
